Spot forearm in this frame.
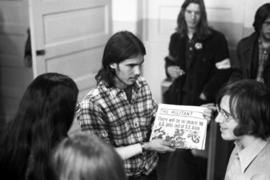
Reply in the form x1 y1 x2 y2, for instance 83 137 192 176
115 143 143 160
203 68 232 100
165 57 177 78
229 68 242 82
115 139 176 160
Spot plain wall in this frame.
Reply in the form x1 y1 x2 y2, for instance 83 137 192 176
112 0 269 103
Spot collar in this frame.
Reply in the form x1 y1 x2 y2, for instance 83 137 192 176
99 76 142 97
235 138 268 173
258 37 270 49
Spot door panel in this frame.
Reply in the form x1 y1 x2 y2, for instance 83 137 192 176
29 0 111 99
0 0 32 123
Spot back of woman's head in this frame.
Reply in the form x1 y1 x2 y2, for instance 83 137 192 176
17 72 78 145
50 134 127 180
95 31 146 86
0 72 79 180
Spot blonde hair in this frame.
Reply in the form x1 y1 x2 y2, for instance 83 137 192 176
50 134 127 180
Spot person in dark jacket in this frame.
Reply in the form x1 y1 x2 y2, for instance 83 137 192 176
164 0 231 106
162 0 232 180
230 3 270 87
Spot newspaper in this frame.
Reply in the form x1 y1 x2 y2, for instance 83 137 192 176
150 104 208 150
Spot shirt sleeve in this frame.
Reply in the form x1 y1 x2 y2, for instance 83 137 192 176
202 32 232 101
76 99 111 144
229 39 245 82
165 33 180 78
151 97 158 123
213 32 230 63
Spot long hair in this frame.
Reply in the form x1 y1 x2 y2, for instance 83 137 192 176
176 0 211 39
95 31 146 87
253 3 270 33
0 73 79 180
49 134 127 180
216 80 270 139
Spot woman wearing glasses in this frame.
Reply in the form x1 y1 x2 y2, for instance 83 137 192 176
215 80 270 180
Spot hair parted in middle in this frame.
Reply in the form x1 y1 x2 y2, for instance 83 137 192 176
95 31 146 87
176 0 211 39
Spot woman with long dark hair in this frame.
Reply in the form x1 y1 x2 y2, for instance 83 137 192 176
0 73 78 180
163 0 232 180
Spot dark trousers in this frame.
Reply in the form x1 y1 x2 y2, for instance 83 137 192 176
159 150 207 180
128 169 157 180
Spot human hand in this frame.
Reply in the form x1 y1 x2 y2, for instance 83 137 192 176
167 66 185 79
144 139 175 153
201 103 216 124
199 92 207 101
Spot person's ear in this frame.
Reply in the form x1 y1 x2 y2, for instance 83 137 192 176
110 63 117 70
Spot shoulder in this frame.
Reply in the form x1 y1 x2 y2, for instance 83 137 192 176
246 142 270 179
198 28 227 48
169 32 186 49
201 29 228 51
78 86 104 110
136 76 154 96
136 77 157 109
238 32 258 48
249 140 270 167
207 28 227 41
137 76 150 88
84 88 101 101
211 28 224 36
261 140 270 157
170 32 183 42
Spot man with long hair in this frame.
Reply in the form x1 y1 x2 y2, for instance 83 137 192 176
76 31 175 180
215 80 270 179
230 3 270 87
163 0 232 180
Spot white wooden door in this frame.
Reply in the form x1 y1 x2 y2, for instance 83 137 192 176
0 0 32 122
28 0 111 99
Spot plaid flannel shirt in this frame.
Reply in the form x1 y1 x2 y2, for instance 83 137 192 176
76 76 159 177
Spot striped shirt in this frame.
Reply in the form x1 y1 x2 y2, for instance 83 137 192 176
76 76 158 177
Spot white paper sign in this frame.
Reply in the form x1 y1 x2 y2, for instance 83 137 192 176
150 104 208 150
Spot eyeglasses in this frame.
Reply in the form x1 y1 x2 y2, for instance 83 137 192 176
216 105 234 122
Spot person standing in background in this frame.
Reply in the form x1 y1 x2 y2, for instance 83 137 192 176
162 0 232 179
230 3 270 87
76 31 175 180
215 80 270 180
